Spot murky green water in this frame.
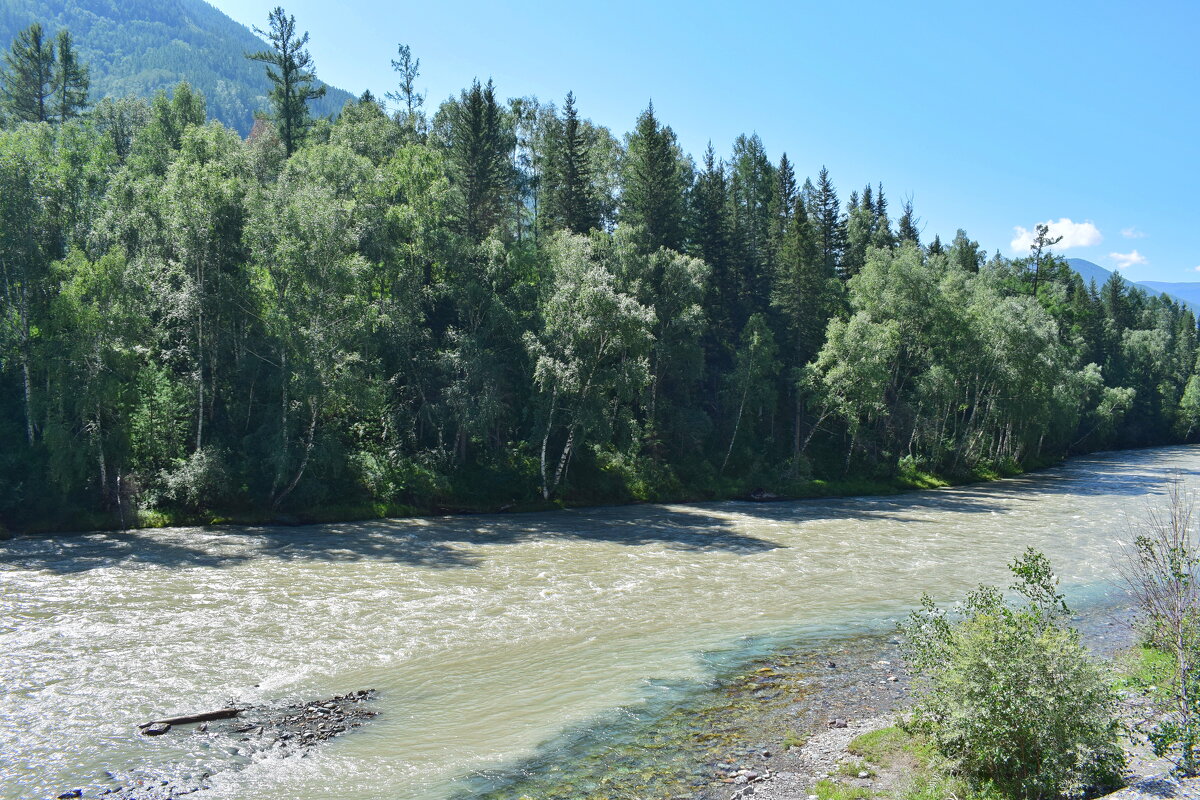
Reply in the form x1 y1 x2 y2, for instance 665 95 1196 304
2 447 1194 800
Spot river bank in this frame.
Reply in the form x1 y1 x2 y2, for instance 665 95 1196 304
712 601 1194 800
6 447 1058 537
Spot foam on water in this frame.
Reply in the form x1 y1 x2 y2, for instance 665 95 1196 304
0 446 1195 799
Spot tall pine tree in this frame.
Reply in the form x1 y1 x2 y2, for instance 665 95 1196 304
810 166 844 279
247 7 326 156
620 102 688 252
543 92 598 235
53 29 88 124
0 23 56 124
446 79 513 243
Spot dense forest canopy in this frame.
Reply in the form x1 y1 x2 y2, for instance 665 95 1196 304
2 11 1199 531
0 0 352 133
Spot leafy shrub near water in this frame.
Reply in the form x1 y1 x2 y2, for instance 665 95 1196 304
1119 481 1200 775
900 549 1125 799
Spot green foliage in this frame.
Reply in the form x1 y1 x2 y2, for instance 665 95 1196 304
781 730 807 749
900 550 1125 798
247 7 326 156
0 20 54 122
811 779 872 800
620 103 689 252
0 0 352 134
0 56 1196 530
848 726 931 768
1121 484 1200 774
1117 644 1176 702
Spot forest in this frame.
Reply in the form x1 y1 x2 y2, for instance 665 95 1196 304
0 0 353 133
3 11 1200 532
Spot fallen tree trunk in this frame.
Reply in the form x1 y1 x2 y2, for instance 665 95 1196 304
138 707 242 729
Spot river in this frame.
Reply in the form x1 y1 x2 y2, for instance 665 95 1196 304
2 446 1195 800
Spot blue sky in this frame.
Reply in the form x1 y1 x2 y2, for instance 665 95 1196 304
208 0 1200 281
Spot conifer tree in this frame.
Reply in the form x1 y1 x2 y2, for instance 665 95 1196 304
870 183 895 250
386 43 424 129
621 102 688 252
0 22 56 124
691 143 738 350
544 92 598 235
947 229 983 273
812 166 844 279
898 199 920 246
446 79 513 243
247 7 325 156
53 29 88 124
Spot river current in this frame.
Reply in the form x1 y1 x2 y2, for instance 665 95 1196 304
2 446 1196 799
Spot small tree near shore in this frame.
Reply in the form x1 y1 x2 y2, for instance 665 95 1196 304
901 549 1125 799
1120 481 1200 775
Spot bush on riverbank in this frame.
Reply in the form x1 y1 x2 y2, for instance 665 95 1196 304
1120 482 1200 775
900 549 1125 799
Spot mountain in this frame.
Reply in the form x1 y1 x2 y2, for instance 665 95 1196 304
1064 258 1113 290
1065 258 1200 314
0 0 355 135
1137 281 1200 309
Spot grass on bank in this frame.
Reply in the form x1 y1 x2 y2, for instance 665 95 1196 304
813 726 1001 800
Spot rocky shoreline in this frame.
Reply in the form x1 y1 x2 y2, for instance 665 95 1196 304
706 602 1199 800
53 691 378 800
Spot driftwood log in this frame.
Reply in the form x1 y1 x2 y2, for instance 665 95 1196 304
138 707 242 730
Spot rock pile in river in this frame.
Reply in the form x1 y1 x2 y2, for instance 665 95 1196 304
56 691 378 800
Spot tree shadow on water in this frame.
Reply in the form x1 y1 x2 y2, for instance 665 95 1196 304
0 505 781 576
6 446 1195 576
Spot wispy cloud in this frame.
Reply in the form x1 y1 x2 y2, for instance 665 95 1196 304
1193 265 1200 272
1110 250 1148 269
1121 227 1146 239
1011 218 1102 252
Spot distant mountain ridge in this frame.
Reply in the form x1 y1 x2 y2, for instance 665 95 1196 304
1065 258 1200 313
0 0 355 134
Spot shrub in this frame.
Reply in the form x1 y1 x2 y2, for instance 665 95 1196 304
1119 481 1200 775
900 549 1125 799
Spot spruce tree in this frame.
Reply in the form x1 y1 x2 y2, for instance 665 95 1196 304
812 166 844 279
870 183 895 250
544 91 598 235
691 143 738 353
769 152 797 289
898 199 920 246
620 102 687 252
0 23 56 124
729 133 776 317
247 7 326 156
447 79 512 243
53 29 88 124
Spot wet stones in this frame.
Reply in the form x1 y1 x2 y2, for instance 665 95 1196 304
75 691 378 800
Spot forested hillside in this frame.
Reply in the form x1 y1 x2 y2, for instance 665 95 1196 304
0 0 351 133
2 26 1199 532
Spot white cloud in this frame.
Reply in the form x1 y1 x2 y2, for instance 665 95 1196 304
1121 227 1146 239
1193 265 1200 272
1109 250 1148 269
1010 218 1103 253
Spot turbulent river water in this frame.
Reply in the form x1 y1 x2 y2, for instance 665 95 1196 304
2 446 1197 800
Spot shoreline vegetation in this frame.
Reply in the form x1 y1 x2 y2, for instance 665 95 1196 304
6 447 1047 537
5 10 1200 537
